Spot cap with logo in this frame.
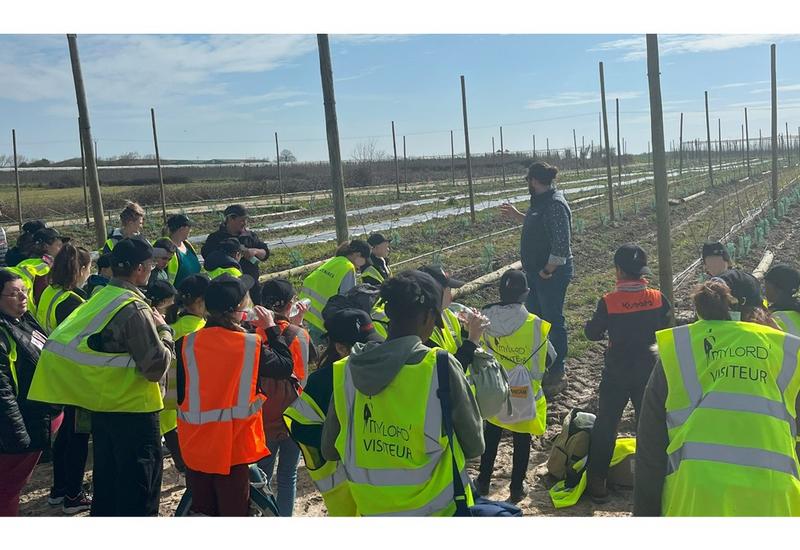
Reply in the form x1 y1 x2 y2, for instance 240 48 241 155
323 308 384 345
499 268 529 304
204 273 255 314
261 278 295 310
367 233 391 247
33 228 69 245
702 241 729 259
110 237 154 268
614 243 652 277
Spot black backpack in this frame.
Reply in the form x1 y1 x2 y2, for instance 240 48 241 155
321 283 381 321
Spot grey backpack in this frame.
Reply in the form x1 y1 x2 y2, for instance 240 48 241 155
468 347 511 419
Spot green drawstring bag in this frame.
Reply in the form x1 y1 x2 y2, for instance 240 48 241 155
467 347 511 419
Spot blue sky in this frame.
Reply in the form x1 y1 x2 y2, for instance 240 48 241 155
2 34 800 163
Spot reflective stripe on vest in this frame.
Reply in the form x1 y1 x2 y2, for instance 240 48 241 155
775 311 800 337
361 265 385 285
161 314 206 434
0 327 18 390
36 286 82 334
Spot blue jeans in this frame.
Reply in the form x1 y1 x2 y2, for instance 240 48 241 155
257 437 301 517
525 260 573 376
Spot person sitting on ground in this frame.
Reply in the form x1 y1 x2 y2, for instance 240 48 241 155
164 214 200 286
284 308 384 516
477 268 556 503
634 279 800 516
361 233 392 287
204 238 244 279
146 280 177 317
582 244 672 503
0 269 60 517
201 204 270 303
101 201 145 255
764 264 800 336
85 254 112 297
321 270 485 516
299 239 371 344
4 220 45 268
148 238 177 287
174 274 295 516
420 264 488 372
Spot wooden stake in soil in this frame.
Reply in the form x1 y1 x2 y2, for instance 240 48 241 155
745 109 751 178
679 112 684 176
532 134 536 159
599 62 615 220
316 34 349 243
718 118 723 171
12 130 22 231
771 43 779 208
460 75 476 224
615 98 622 189
492 136 497 182
150 108 167 223
78 117 90 225
646 34 674 313
67 34 106 248
704 91 714 188
546 138 550 158
572 129 580 177
403 135 408 191
786 122 791 167
450 130 455 186
500 126 506 187
391 121 400 200
275 132 284 204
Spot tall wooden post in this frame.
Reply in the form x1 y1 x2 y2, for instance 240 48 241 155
275 132 284 204
572 129 580 177
745 109 751 178
491 137 497 181
786 122 791 167
450 130 455 186
771 43 779 207
460 75 476 223
759 128 764 164
12 130 22 231
402 135 407 190
599 62 615 220
150 108 167 223
78 117 90 225
615 97 622 188
67 34 106 247
317 34 349 243
546 138 550 158
646 34 674 310
532 134 536 159
391 121 400 199
718 118 723 171
678 112 684 175
704 91 714 187
499 126 506 187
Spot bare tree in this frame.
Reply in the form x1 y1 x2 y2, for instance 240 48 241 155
351 139 387 164
279 149 297 163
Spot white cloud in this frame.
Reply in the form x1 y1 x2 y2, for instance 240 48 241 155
590 34 800 62
335 65 384 83
525 90 642 110
750 83 800 94
283 100 310 108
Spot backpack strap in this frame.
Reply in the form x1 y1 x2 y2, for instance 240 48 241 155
435 349 472 517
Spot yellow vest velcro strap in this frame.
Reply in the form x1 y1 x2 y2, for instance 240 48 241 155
668 392 796 435
363 479 461 517
44 340 134 368
315 462 349 493
342 358 444 486
181 331 260 424
177 397 265 424
668 441 799 478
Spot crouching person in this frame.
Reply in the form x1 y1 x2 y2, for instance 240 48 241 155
321 270 485 516
175 274 295 516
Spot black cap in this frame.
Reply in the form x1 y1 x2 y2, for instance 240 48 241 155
367 233 391 247
220 238 245 256
152 238 177 259
499 268 529 304
33 228 68 245
223 204 248 218
419 265 465 289
715 269 763 310
166 214 192 233
110 237 154 268
22 220 46 235
702 241 729 259
765 264 800 295
146 280 177 304
205 273 255 314
97 253 112 270
387 269 444 327
614 243 652 277
261 278 295 310
177 273 210 300
324 308 384 345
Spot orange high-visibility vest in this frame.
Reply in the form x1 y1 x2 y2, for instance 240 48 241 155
258 321 311 387
177 327 269 475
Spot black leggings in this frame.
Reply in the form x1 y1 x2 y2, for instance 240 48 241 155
477 422 532 490
51 406 90 497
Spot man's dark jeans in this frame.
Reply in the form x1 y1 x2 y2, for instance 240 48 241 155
525 259 573 377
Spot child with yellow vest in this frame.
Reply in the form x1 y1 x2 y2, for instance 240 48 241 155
765 264 800 336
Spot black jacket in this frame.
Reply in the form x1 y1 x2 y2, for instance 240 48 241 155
201 224 270 283
520 189 572 273
0 312 59 454
203 250 242 274
54 288 86 327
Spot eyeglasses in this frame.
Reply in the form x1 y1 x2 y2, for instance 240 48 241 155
1 289 27 299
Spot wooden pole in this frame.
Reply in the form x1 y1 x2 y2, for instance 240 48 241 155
532 134 536 159
450 130 455 186
704 91 714 187
275 132 284 204
678 112 684 176
150 108 167 223
391 121 399 199
317 34 349 243
786 122 791 167
546 138 550 158
460 75 476 223
646 34 674 311
403 135 407 190
499 126 506 187
492 136 496 181
68 34 106 247
12 130 22 231
718 118 723 171
572 129 580 177
759 128 763 164
771 43 779 207
599 62 615 220
78 117 90 225
615 97 622 189
745 109 751 178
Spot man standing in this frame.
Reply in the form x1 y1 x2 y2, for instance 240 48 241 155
30 237 175 516
202 204 270 303
500 161 573 397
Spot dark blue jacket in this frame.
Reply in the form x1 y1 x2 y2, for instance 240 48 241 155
520 189 572 273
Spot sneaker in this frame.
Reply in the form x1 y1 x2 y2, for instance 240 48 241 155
62 492 92 515
508 481 529 504
587 476 610 504
47 488 65 506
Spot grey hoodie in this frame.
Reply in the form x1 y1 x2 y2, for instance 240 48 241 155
481 303 556 362
321 335 485 461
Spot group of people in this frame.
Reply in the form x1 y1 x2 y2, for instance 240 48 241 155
1 160 800 517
